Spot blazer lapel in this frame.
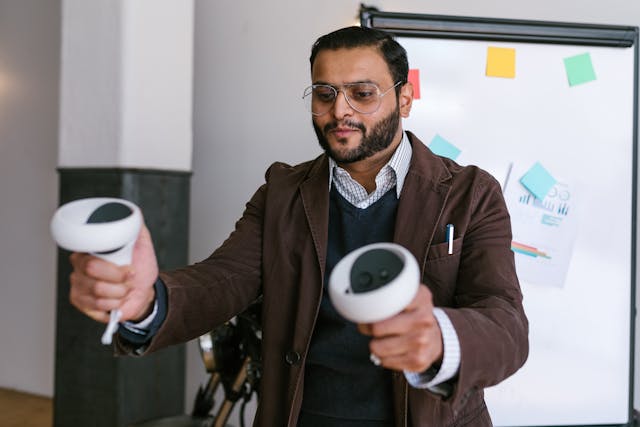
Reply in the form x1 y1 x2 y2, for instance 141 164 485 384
300 155 330 280
394 132 453 272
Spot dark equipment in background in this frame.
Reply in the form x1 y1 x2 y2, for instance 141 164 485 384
130 300 262 427
193 301 262 427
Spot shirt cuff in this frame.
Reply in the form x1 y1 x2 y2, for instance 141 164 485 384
121 300 158 334
404 307 461 394
117 278 168 347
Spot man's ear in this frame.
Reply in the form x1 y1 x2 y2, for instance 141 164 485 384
399 82 414 118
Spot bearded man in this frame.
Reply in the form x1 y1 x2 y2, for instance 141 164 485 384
68 26 528 426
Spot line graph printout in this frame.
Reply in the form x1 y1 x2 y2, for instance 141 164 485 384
504 164 579 287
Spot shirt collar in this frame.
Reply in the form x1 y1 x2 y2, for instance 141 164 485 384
328 131 412 198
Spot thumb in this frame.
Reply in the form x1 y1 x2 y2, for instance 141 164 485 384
133 223 156 259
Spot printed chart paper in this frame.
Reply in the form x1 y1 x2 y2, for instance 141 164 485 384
504 164 579 287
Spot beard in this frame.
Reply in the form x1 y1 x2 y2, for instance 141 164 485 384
313 105 401 164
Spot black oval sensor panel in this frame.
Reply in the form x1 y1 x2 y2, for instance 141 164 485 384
86 202 133 224
349 248 404 293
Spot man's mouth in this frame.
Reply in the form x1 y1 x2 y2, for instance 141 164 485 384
330 127 360 139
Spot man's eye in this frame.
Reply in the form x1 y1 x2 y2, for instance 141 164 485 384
314 88 335 102
350 87 376 101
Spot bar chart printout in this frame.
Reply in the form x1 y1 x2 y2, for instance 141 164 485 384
504 164 579 288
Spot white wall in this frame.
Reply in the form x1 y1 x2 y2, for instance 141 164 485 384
0 0 60 396
59 0 193 171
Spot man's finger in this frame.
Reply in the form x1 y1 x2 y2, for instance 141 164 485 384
367 307 435 338
92 281 129 299
70 253 130 283
369 334 413 358
82 309 111 324
370 332 441 372
73 292 124 313
69 272 129 303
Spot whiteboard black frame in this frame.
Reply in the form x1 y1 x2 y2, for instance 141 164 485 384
361 6 639 427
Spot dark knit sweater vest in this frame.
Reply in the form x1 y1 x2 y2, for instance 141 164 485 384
299 185 400 427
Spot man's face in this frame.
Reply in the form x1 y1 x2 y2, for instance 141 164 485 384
310 47 410 164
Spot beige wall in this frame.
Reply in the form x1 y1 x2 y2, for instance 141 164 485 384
0 0 60 396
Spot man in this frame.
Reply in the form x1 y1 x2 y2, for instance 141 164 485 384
69 26 528 426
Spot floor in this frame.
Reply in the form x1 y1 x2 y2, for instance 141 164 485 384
0 387 638 427
0 388 52 427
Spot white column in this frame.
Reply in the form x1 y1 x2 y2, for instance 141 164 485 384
54 2 195 424
59 0 194 172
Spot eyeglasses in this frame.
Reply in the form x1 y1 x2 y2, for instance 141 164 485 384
302 81 402 116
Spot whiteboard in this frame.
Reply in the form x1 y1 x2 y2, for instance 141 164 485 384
364 10 638 427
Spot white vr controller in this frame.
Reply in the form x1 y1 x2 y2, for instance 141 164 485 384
328 242 420 324
51 197 142 345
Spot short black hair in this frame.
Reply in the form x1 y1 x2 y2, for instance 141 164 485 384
309 26 409 91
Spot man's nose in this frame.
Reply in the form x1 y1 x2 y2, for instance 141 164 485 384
331 90 354 119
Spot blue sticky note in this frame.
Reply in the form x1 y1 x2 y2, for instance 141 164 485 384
429 134 461 160
520 162 556 200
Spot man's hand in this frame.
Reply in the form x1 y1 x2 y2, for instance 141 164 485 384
68 224 159 324
358 284 443 373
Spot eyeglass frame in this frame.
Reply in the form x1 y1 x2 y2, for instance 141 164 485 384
302 81 403 116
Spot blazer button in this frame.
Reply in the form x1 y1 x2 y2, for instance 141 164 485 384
285 351 301 365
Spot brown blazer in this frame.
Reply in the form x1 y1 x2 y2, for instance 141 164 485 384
128 132 529 426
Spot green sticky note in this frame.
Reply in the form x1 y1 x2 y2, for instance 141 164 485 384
520 162 556 200
428 134 461 160
564 53 596 86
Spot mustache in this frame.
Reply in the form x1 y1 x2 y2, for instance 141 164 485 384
323 120 366 134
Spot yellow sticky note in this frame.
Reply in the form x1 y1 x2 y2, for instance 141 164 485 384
486 46 516 78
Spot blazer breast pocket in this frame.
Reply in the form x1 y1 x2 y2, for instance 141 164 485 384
423 237 463 306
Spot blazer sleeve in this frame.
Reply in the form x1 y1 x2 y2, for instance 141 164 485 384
116 172 269 355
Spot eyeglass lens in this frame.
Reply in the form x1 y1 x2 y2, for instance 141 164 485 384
303 83 387 115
